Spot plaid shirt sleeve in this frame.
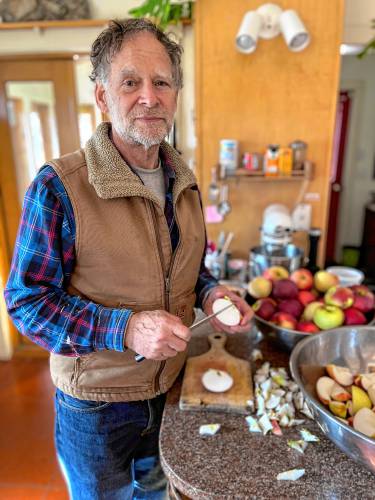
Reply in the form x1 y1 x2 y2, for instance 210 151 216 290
4 167 131 357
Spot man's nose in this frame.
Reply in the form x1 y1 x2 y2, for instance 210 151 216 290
138 81 159 107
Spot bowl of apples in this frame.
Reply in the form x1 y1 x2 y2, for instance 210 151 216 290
247 266 375 351
290 326 375 473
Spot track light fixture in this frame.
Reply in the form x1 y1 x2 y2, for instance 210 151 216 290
236 3 310 54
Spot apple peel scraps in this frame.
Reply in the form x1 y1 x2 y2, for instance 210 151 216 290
300 428 319 442
199 424 221 436
287 439 308 454
277 469 306 481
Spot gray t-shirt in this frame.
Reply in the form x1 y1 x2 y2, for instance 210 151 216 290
132 162 166 210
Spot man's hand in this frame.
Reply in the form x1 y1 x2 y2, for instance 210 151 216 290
203 285 254 334
125 310 191 360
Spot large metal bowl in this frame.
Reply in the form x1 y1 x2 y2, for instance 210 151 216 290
290 326 375 473
253 314 309 351
252 312 375 352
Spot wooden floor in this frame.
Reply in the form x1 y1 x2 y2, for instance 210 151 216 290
0 357 68 499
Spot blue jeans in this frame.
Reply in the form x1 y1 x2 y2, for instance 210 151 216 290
55 389 167 500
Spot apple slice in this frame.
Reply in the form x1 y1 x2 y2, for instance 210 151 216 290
346 400 354 416
352 385 372 415
326 364 354 386
353 407 375 438
329 401 347 418
331 382 351 402
368 385 375 406
360 373 375 392
316 376 336 405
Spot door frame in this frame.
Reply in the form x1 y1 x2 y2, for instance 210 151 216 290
335 79 364 262
0 53 81 357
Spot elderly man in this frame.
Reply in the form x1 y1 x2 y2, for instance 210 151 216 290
5 18 253 499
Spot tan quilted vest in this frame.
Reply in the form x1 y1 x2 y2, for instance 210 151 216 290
48 123 206 402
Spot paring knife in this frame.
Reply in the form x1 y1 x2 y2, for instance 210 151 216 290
134 302 235 363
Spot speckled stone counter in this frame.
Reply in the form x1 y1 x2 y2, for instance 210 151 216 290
159 324 375 499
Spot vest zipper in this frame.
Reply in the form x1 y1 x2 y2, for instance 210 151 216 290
148 186 192 394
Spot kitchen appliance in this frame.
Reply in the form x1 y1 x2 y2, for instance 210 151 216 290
249 203 304 277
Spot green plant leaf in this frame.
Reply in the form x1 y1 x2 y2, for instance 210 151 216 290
357 36 375 59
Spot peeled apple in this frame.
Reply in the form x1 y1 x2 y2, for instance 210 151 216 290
212 298 241 326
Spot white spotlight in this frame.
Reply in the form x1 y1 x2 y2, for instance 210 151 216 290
279 9 310 52
235 3 310 54
235 11 262 54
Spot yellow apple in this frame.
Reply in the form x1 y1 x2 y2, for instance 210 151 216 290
352 385 372 415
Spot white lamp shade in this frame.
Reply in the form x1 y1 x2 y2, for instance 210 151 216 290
235 11 262 54
279 9 310 52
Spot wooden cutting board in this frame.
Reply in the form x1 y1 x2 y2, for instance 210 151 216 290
179 332 253 414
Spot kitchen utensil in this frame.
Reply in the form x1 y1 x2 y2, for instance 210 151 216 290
249 244 303 279
290 326 375 473
179 332 253 414
134 302 236 362
208 166 220 202
217 184 231 216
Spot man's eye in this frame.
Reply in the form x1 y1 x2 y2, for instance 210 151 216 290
155 80 170 87
123 80 136 87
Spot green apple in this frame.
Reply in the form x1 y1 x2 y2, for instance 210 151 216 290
313 305 344 330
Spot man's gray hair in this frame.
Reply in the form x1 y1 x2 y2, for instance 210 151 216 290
89 18 183 89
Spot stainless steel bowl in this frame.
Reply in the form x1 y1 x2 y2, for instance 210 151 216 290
253 313 375 352
253 314 309 351
290 326 375 473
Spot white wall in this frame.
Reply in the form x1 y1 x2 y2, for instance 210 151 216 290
337 54 375 259
344 0 375 44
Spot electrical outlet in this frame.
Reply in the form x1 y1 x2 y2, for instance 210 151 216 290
292 203 312 231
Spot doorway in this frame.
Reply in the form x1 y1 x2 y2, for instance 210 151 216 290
0 54 81 356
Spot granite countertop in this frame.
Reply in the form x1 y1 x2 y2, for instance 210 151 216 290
159 324 375 499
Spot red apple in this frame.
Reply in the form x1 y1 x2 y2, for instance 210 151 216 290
344 307 367 326
290 268 313 290
252 298 277 321
277 299 304 319
314 270 339 293
298 290 317 307
296 320 320 333
270 312 297 330
313 305 345 330
272 279 299 300
302 301 323 321
351 285 375 313
325 286 354 310
262 266 289 282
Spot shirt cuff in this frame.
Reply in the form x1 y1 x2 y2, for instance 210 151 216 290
95 306 133 352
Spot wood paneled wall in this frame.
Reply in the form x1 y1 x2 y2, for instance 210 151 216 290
195 0 344 264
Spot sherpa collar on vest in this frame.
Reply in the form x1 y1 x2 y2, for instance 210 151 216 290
85 122 197 205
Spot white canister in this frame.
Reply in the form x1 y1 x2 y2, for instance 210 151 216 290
220 139 238 175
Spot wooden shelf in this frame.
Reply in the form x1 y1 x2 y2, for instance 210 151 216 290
0 19 109 31
225 171 310 182
0 18 191 31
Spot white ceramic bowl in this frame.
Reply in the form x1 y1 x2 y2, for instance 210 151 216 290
326 266 364 287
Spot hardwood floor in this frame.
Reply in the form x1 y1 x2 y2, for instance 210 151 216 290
0 357 68 499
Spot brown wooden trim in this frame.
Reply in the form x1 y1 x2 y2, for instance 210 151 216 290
0 52 88 61
0 19 109 30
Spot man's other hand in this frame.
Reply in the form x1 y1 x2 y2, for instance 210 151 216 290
125 310 191 360
203 285 254 334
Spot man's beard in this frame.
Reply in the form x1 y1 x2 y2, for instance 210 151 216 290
107 99 174 149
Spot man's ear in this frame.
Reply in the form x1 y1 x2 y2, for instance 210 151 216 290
95 82 108 114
